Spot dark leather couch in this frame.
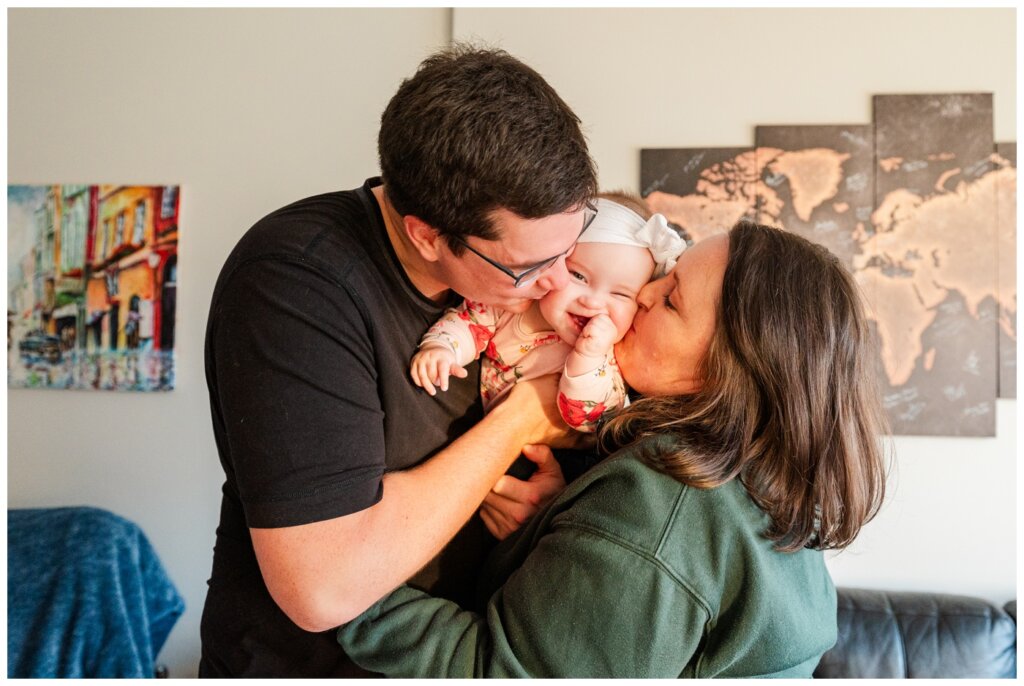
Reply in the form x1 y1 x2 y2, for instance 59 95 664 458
814 588 1017 678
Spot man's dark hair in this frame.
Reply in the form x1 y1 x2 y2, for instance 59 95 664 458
379 44 598 254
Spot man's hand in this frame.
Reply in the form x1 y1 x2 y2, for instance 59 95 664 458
480 444 566 540
410 346 467 395
502 374 577 448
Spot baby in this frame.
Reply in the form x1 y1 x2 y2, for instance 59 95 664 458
411 193 685 432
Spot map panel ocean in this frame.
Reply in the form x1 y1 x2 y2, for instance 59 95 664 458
995 142 1016 399
641 93 1013 437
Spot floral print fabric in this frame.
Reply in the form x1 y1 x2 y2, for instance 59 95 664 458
418 299 626 432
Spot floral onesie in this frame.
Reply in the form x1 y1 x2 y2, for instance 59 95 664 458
418 299 627 432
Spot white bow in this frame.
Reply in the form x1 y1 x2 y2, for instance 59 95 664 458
579 198 686 278
634 213 686 278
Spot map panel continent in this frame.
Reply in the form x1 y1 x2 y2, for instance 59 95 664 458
754 125 874 270
641 147 758 243
995 142 1016 398
872 93 997 435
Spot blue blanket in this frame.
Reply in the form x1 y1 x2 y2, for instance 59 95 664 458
7 507 185 678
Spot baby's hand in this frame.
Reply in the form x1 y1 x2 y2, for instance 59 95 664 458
410 346 468 396
574 313 617 360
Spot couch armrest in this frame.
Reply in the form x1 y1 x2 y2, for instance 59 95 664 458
813 588 1016 678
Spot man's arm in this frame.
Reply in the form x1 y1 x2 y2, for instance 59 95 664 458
251 375 567 632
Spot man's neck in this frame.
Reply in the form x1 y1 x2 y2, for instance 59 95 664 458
372 185 451 303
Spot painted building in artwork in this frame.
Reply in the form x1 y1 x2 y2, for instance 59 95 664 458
21 185 92 348
33 188 57 334
51 185 92 350
85 185 179 353
12 250 38 328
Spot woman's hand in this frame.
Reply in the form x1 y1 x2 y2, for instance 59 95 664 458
480 444 565 540
479 375 595 539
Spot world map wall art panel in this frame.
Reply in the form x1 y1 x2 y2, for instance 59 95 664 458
7 184 180 392
641 93 1016 437
995 142 1016 400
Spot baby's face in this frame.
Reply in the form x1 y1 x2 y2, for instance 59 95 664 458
538 242 656 347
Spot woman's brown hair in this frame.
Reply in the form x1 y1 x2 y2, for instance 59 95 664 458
602 221 889 552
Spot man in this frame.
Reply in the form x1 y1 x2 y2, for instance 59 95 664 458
200 45 598 676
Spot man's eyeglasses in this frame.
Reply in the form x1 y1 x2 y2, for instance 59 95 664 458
452 202 599 289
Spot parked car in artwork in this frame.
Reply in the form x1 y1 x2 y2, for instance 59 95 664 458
18 329 62 364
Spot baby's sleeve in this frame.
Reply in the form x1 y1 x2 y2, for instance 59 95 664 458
557 352 628 433
418 299 501 367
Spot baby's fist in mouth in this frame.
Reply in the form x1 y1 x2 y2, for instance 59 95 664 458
574 313 617 358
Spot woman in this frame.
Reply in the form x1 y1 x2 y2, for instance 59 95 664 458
336 221 889 678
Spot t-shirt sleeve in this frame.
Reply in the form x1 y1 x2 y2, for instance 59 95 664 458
336 524 704 677
209 257 385 528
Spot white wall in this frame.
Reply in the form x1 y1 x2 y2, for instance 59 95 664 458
6 7 1017 678
453 6 1017 603
6 8 450 677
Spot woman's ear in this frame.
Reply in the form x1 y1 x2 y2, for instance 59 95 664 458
403 215 445 262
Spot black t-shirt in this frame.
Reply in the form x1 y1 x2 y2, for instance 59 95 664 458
200 178 486 677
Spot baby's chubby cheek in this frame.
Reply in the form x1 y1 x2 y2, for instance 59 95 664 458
612 305 640 343
537 292 560 323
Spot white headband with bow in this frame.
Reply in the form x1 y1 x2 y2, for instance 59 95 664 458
578 198 686 278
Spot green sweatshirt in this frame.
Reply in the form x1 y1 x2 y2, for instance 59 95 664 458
338 436 837 678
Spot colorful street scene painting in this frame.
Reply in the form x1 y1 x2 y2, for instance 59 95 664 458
8 184 179 391
641 93 1014 437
